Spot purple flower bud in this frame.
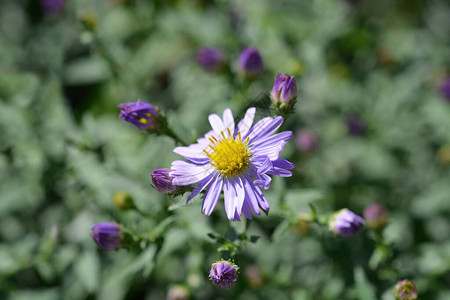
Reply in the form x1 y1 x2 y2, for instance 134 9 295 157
91 222 122 251
329 209 365 237
237 47 263 77
363 202 388 230
346 115 366 136
41 0 65 13
196 47 226 73
151 168 177 194
439 76 450 102
210 260 239 288
394 279 418 300
271 73 297 105
118 99 159 131
167 285 190 300
295 130 319 152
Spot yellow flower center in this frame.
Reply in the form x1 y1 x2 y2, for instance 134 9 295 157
204 128 251 177
138 113 155 124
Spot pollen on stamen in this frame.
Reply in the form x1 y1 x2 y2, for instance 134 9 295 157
204 129 251 177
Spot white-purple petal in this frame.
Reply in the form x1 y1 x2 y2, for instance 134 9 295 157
208 114 226 135
248 116 284 144
222 108 235 136
173 146 209 164
202 176 223 216
252 131 293 148
236 107 256 137
185 172 216 203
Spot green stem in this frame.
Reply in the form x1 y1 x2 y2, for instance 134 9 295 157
164 127 187 146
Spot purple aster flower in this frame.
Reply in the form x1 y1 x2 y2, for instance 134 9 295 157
170 107 295 221
346 115 366 136
210 260 239 288
329 209 365 237
363 202 388 230
439 76 450 102
394 279 418 300
270 73 297 105
295 130 319 152
41 0 65 13
151 168 177 195
196 47 226 73
237 47 264 77
118 99 159 131
91 222 122 251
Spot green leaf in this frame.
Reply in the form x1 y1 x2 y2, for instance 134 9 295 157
354 267 377 300
74 250 100 293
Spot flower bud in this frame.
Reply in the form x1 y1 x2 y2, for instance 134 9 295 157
295 130 319 153
151 168 177 195
290 214 312 236
118 99 159 131
196 47 226 73
80 11 98 30
244 265 263 289
237 47 263 77
437 145 450 165
394 279 418 300
363 202 388 230
270 73 297 105
439 76 450 102
346 115 366 136
329 209 365 237
210 260 239 288
41 0 65 13
167 285 190 300
113 190 135 210
91 222 123 251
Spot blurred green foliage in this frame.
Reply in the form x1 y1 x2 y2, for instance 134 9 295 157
1 0 450 299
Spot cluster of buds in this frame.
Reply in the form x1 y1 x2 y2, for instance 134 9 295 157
196 46 264 78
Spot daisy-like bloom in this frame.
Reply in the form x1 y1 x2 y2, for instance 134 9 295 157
170 107 294 221
118 99 159 131
210 260 239 288
394 279 418 300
